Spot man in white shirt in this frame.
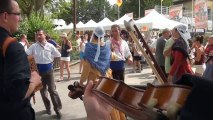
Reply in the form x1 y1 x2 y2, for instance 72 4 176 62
107 24 133 81
26 29 62 118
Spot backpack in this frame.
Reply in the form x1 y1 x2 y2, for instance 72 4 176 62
1 37 17 57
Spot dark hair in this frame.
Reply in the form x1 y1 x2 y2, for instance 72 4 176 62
93 34 102 40
195 35 203 44
36 29 46 34
0 0 14 13
111 24 121 31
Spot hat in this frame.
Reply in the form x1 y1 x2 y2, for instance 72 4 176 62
175 25 191 41
60 32 67 37
91 26 105 62
94 26 105 38
174 25 191 48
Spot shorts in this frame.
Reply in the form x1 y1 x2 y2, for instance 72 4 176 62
60 57 70 61
79 52 84 59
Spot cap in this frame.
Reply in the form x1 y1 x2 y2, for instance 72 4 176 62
94 26 105 38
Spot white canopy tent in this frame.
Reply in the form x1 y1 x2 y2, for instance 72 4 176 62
64 22 73 30
135 10 185 30
81 19 98 31
52 19 66 27
76 21 85 31
97 18 113 30
113 14 132 28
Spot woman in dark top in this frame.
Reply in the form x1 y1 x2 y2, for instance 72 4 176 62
59 33 72 81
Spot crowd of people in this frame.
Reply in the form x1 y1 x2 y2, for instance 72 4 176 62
1 0 213 120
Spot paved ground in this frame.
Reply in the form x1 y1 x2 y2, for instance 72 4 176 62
33 61 155 120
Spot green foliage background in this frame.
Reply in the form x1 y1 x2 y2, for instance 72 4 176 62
14 13 59 43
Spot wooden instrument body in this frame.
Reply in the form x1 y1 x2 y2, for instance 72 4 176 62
139 83 191 110
93 77 191 120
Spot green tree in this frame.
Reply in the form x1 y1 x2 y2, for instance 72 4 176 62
119 0 173 19
15 13 58 42
52 0 117 24
17 0 52 18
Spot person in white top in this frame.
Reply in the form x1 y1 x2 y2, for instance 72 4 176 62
106 24 133 81
19 34 29 51
26 29 62 119
79 34 88 73
76 33 81 51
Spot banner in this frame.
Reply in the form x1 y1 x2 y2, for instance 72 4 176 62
169 4 183 20
194 0 208 29
117 0 123 7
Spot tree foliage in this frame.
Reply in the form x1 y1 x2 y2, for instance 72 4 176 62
120 0 173 19
15 13 58 42
52 0 117 24
17 0 51 18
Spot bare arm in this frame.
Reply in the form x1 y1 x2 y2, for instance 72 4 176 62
24 71 41 99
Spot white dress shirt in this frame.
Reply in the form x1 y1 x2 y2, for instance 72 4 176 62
106 39 132 61
26 41 61 64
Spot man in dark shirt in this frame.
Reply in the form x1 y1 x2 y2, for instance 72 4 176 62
0 0 41 120
155 29 170 77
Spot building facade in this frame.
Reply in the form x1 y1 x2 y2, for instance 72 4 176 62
173 0 213 19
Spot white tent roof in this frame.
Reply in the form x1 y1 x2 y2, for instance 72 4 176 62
76 21 85 31
64 22 73 30
84 19 98 30
113 14 132 28
52 19 66 26
135 10 185 30
97 18 113 30
54 25 64 30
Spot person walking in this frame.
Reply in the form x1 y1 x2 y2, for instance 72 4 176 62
26 29 62 118
107 24 133 81
167 25 194 83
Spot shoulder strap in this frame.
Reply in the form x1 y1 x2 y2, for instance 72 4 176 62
2 37 17 57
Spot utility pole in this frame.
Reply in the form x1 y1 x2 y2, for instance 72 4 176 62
161 0 163 14
191 0 194 32
118 6 120 19
73 0 76 33
139 0 141 19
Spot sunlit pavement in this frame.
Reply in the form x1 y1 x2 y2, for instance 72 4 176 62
33 62 155 120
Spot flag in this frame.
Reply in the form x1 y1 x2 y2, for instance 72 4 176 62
117 0 123 7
